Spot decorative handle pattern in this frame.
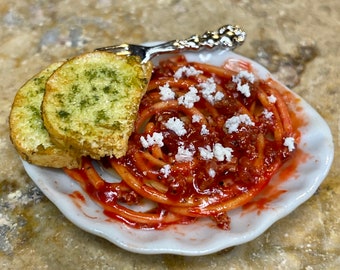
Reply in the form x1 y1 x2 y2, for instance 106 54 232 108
173 25 246 50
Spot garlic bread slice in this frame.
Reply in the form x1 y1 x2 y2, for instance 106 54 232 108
9 62 80 168
42 51 153 159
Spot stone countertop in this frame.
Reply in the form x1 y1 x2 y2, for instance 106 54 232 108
0 0 339 269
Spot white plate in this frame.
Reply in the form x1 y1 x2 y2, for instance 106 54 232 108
23 47 334 255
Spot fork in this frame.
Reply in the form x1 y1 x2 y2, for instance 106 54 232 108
95 24 246 64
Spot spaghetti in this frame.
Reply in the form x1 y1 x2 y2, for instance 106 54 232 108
64 55 298 230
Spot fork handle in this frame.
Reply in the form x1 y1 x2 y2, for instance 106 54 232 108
175 24 245 50
143 24 246 63
96 25 246 64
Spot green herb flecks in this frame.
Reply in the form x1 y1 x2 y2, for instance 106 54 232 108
28 105 45 130
28 105 41 119
57 110 70 119
95 109 109 124
103 85 111 94
79 99 89 110
79 95 100 110
84 69 98 82
33 76 45 86
84 67 118 83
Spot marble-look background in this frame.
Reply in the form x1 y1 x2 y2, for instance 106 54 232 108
0 1 339 269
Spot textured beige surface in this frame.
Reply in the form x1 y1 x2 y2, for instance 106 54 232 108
0 0 339 269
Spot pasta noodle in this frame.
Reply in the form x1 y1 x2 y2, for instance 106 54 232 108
64 55 298 230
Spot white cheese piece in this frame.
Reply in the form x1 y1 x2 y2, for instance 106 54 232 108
232 70 255 98
213 143 233 162
240 70 255 83
214 91 225 101
198 145 214 160
174 66 203 80
198 143 233 162
165 117 187 136
192 114 202 123
262 109 274 119
224 114 255 133
178 86 200 108
268 94 277 104
236 82 251 97
283 137 295 152
175 143 195 162
200 124 210 135
159 82 175 101
140 132 164 148
160 164 171 178
199 77 224 104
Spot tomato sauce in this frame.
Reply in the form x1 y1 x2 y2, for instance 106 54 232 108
65 55 304 230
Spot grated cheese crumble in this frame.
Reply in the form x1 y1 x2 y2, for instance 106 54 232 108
199 77 224 104
198 145 214 160
178 86 200 108
140 132 164 148
268 94 277 104
192 114 202 123
236 83 251 97
198 143 234 162
262 109 274 119
213 143 233 162
200 124 210 135
224 114 255 133
159 82 175 101
175 143 195 162
160 164 171 178
232 70 255 98
283 137 295 152
174 66 203 80
165 117 187 136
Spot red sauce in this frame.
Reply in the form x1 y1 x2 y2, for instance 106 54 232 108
68 191 100 220
69 191 86 204
242 148 310 215
65 55 307 230
68 191 86 211
114 62 300 205
241 82 310 215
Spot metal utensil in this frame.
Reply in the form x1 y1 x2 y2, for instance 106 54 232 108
95 24 246 64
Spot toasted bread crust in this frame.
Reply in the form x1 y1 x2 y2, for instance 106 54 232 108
9 62 80 168
42 51 153 159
